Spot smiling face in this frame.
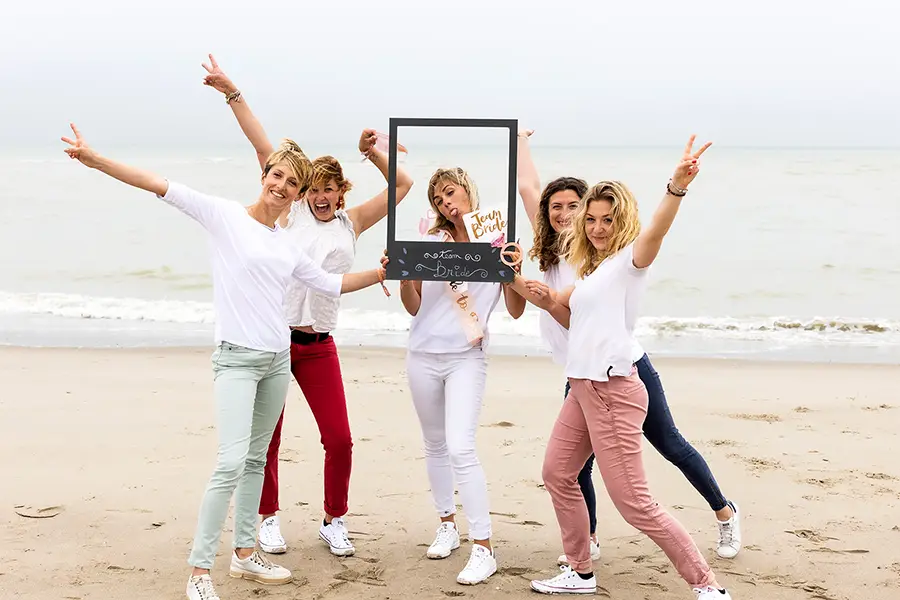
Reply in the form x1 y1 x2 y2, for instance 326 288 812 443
307 177 342 221
260 160 303 212
306 156 352 223
584 198 614 251
547 189 582 233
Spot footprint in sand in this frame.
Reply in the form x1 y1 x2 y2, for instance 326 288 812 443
707 439 737 447
785 529 838 543
727 454 782 472
865 472 897 481
728 413 783 423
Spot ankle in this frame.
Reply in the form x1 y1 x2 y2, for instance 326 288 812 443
473 538 492 552
715 505 734 521
191 567 210 577
234 548 254 560
440 515 456 526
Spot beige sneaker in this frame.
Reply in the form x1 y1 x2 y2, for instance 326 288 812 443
229 550 292 584
186 574 220 600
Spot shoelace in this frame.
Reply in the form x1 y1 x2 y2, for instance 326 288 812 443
464 548 490 571
250 551 274 570
193 576 219 600
718 520 734 545
332 521 352 546
433 525 456 547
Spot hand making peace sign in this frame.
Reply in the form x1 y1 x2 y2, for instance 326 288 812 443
671 134 712 190
61 123 101 169
201 54 238 96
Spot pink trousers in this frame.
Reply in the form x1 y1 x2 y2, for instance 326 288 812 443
543 374 715 589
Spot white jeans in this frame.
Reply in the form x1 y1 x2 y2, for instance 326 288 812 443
406 348 492 540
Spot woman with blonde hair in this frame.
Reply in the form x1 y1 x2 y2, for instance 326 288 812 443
201 54 414 558
511 137 734 599
60 122 387 600
516 131 741 567
398 166 525 586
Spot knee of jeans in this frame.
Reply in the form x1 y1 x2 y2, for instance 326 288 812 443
323 432 353 458
648 429 695 465
214 452 248 484
609 491 660 528
446 438 478 469
244 455 267 474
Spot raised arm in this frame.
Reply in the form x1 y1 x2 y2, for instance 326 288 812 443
517 129 541 227
633 135 712 269
202 54 275 171
62 123 168 196
346 129 415 237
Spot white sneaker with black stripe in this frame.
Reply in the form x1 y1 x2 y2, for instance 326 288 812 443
319 517 355 556
531 566 596 594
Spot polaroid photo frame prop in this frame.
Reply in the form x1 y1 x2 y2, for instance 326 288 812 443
385 118 518 283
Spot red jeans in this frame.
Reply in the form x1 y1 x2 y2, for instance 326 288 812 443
258 336 353 517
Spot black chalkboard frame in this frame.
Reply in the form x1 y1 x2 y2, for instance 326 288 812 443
384 117 519 283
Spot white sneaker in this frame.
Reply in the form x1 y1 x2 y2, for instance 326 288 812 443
716 502 742 559
426 521 460 559
258 515 287 554
319 517 355 556
186 574 220 600
229 550 292 584
456 544 497 585
695 585 733 600
531 566 597 595
557 539 601 566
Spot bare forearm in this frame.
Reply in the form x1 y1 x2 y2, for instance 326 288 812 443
227 93 274 168
400 282 421 316
502 284 526 319
340 269 381 294
517 135 541 223
508 275 545 308
547 301 571 329
93 155 168 197
634 189 683 268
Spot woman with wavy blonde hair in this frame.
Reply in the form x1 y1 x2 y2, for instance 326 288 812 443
511 137 735 600
200 54 414 561
516 132 741 572
398 165 525 587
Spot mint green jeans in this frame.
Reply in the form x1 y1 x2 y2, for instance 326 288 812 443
188 342 291 569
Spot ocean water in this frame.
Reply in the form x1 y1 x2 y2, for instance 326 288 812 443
2 143 899 363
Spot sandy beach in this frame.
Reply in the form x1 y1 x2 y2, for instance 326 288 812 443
2 345 898 600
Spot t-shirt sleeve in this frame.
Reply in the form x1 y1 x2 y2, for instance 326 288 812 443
622 242 649 276
291 250 343 298
156 181 228 230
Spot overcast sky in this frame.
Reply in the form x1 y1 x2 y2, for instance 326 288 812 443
1 0 896 153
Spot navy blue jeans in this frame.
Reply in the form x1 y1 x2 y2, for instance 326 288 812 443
564 354 728 534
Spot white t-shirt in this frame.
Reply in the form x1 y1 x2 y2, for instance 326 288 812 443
158 181 343 352
543 258 645 365
565 243 649 382
282 200 357 331
408 233 502 354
